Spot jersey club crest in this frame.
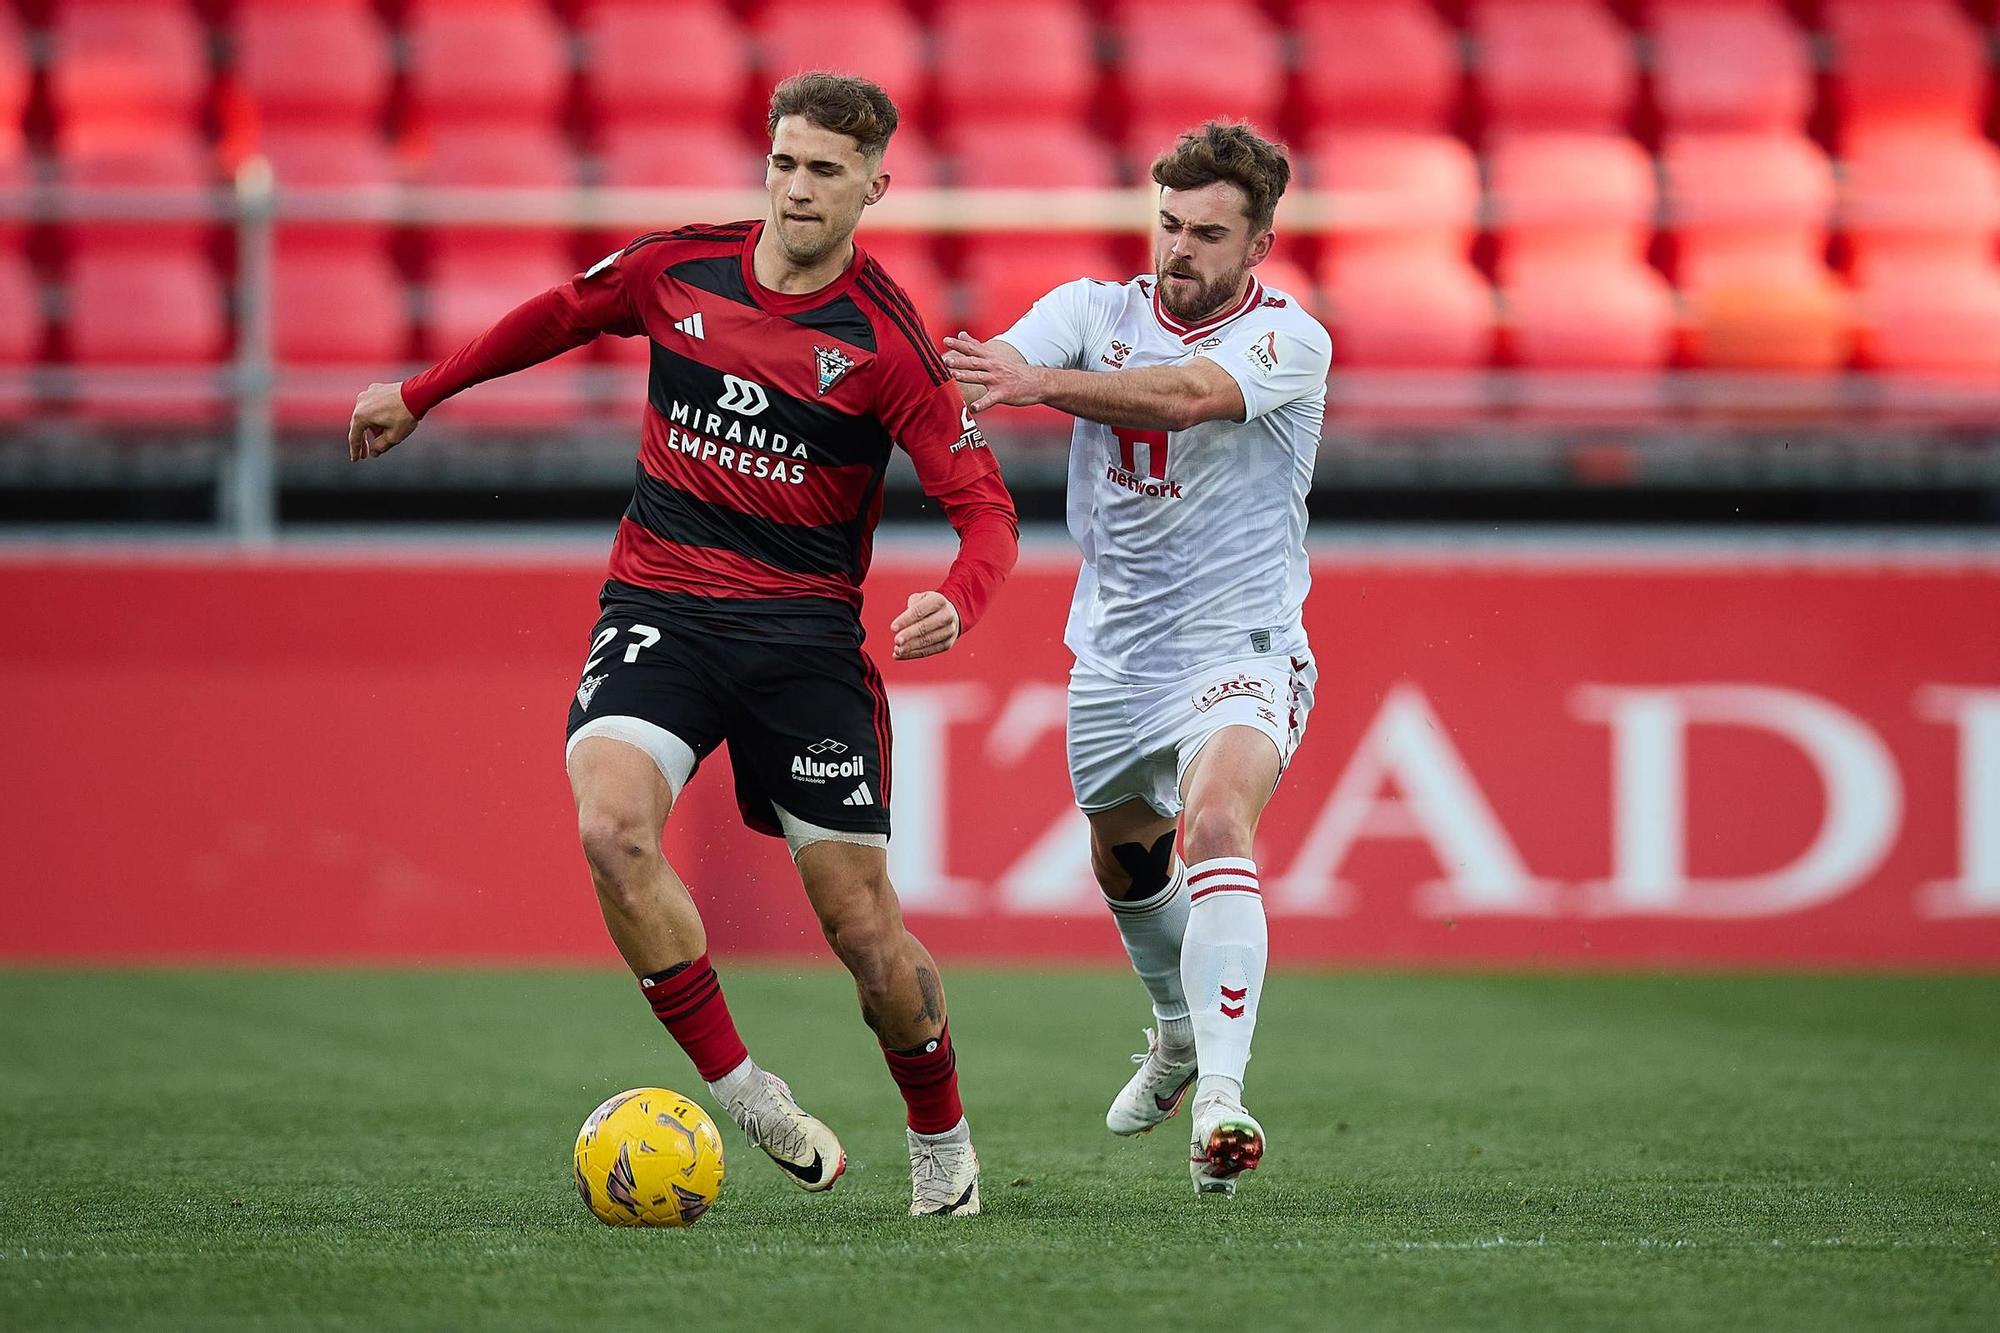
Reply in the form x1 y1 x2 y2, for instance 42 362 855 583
814 345 856 395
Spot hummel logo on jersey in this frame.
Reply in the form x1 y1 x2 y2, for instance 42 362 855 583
1101 339 1133 368
842 783 873 807
814 345 855 395
717 374 768 416
674 312 705 340
576 673 606 710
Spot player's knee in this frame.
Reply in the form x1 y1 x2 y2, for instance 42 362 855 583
1102 829 1177 900
1181 800 1256 864
575 804 658 893
818 894 898 987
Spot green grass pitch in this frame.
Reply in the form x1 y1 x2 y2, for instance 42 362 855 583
2 967 1996 1331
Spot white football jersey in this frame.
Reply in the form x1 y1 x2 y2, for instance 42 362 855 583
998 272 1331 680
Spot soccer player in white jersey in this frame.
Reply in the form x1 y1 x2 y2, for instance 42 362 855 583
943 122 1328 1196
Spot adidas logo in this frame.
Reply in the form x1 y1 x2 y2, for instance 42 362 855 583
842 782 873 807
674 312 705 340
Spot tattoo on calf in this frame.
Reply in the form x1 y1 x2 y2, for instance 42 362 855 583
915 967 943 1027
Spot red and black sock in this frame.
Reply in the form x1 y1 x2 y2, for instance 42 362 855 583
882 1023 964 1134
639 953 749 1083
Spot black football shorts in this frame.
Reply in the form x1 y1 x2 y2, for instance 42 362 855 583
563 600 892 839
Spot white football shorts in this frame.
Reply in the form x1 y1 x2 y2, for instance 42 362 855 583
1067 651 1317 818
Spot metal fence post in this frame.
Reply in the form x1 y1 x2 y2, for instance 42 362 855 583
223 158 276 544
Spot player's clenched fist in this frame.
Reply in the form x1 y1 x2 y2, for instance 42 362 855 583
347 381 418 461
890 590 961 660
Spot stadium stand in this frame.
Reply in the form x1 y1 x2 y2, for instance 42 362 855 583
932 1 1097 131
1661 131 1851 370
581 1 752 135
1311 131 1495 366
1293 0 1460 135
6 0 2000 446
1489 133 1674 368
1469 0 1636 135
1648 0 1814 135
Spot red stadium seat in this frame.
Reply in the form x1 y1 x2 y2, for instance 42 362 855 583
932 1 1097 130
1320 259 1497 367
1295 0 1459 134
0 252 38 419
1841 130 2000 370
404 0 570 129
67 251 228 367
1490 134 1670 368
49 1 209 156
421 254 585 424
598 124 765 188
272 250 413 424
1489 133 1654 277
581 1 750 133
233 2 391 132
1825 0 1986 142
56 133 217 256
949 123 1120 189
1842 133 2000 287
1310 132 1480 279
0 6 29 162
413 125 578 262
1310 132 1493 366
961 236 1124 338
0 252 42 363
1116 2 1284 151
755 1 926 124
1470 1 1636 134
1649 1 1813 134
1661 132 1850 369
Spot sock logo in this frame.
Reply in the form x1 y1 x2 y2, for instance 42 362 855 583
1220 985 1248 1020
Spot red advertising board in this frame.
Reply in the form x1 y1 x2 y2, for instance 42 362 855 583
1 544 1996 967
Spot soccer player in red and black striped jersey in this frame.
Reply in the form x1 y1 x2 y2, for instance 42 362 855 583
346 74 1014 1217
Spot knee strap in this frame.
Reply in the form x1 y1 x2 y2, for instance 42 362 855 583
1110 829 1178 899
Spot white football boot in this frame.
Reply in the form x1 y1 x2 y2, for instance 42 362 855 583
1189 1093 1265 1196
722 1069 846 1192
1106 1028 1200 1136
907 1119 981 1216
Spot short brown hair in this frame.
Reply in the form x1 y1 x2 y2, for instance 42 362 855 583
767 72 899 161
1151 121 1293 233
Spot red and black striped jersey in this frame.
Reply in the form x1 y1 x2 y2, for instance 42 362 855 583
402 220 1018 644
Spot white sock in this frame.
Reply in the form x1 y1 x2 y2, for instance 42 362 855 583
1102 863 1193 1049
706 1055 759 1107
910 1116 971 1145
1180 856 1267 1100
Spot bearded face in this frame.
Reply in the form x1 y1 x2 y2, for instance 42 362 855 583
1151 180 1271 325
1156 253 1254 324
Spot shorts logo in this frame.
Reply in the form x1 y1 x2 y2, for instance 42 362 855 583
1250 629 1271 653
842 783 873 807
576 673 607 710
718 375 769 417
814 345 855 395
794 738 864 784
1193 674 1278 713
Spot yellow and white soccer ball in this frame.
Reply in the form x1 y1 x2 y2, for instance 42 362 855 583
573 1087 725 1227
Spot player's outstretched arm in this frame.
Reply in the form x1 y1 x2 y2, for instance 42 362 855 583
347 382 418 461
944 333 1244 432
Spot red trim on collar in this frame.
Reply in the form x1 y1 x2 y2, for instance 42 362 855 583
739 220 867 315
1150 275 1265 344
